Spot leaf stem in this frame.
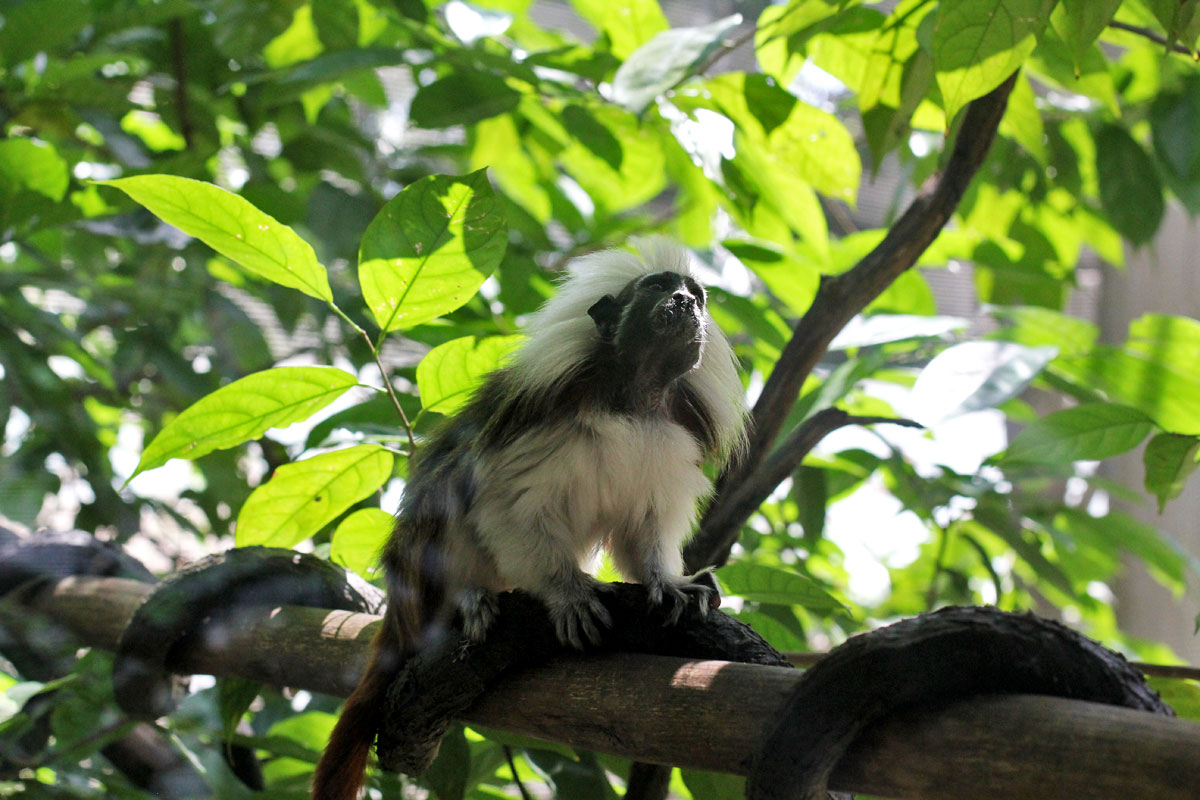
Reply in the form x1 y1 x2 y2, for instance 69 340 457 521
330 303 418 455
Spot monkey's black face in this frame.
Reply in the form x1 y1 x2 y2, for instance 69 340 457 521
587 271 707 389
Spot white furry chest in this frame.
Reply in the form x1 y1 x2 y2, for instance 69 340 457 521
472 414 710 557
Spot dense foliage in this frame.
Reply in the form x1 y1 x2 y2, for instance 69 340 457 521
3 0 1200 797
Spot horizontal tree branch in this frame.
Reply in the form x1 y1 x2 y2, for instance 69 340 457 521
24 575 1200 800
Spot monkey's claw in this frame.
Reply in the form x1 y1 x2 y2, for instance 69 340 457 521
459 588 500 643
547 586 612 650
648 577 713 626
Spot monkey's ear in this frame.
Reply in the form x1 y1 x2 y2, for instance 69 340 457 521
587 294 622 340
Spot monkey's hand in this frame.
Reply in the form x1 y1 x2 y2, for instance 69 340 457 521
542 576 613 650
647 574 714 626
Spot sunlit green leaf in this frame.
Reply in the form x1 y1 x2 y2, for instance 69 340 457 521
998 73 1046 163
417 335 524 416
236 445 394 548
569 0 668 60
715 562 847 612
558 106 666 212
1000 403 1155 464
471 114 552 222
98 176 333 302
1056 508 1191 593
932 0 1053 121
724 239 820 315
135 367 360 478
1144 433 1200 513
264 4 324 68
682 769 746 800
613 14 741 113
1050 0 1121 70
1054 316 1200 435
358 170 507 331
330 507 394 579
989 306 1098 356
911 342 1058 425
0 138 69 201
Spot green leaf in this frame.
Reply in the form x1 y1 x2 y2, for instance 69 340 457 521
1053 316 1200 435
409 72 522 129
559 105 666 212
569 0 669 60
0 0 91 67
1000 403 1156 465
1095 124 1164 246
98 176 333 302
715 562 847 612
1056 508 1190 593
723 239 820 315
217 678 264 743
472 114 552 222
612 14 741 113
417 335 523 416
330 508 394 580
997 72 1046 163
702 72 861 206
134 367 360 478
1150 76 1200 185
910 342 1058 425
235 445 394 548
932 0 1053 122
358 170 507 332
989 305 1098 357
0 139 69 201
681 770 746 800
267 710 337 751
1050 0 1121 71
1143 433 1200 513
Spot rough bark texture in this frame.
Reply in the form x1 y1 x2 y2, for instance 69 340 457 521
746 605 1173 800
112 546 383 718
377 583 789 773
18 574 1200 799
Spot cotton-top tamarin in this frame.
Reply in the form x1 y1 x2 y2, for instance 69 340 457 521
311 237 747 800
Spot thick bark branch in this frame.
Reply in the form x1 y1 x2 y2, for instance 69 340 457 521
687 74 1019 572
23 575 1200 800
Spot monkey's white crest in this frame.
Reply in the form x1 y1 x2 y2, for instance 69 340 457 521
513 236 747 457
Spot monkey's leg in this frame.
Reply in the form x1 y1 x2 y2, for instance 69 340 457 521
610 515 713 626
481 518 613 649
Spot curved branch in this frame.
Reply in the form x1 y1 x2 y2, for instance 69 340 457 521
687 409 920 571
687 73 1019 571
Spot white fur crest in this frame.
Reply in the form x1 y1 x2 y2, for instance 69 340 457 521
512 236 746 457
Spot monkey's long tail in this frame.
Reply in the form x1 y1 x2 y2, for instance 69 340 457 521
310 620 403 800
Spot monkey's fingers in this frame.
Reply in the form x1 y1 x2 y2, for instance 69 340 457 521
649 578 714 626
550 592 612 649
458 588 500 642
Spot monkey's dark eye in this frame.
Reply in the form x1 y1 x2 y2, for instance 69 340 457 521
643 275 673 291
683 278 705 306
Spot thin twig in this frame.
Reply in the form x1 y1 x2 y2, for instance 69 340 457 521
168 19 194 149
503 746 534 800
1108 20 1199 58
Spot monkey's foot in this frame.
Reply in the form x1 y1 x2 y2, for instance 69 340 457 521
459 587 500 643
544 579 613 650
647 575 713 626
